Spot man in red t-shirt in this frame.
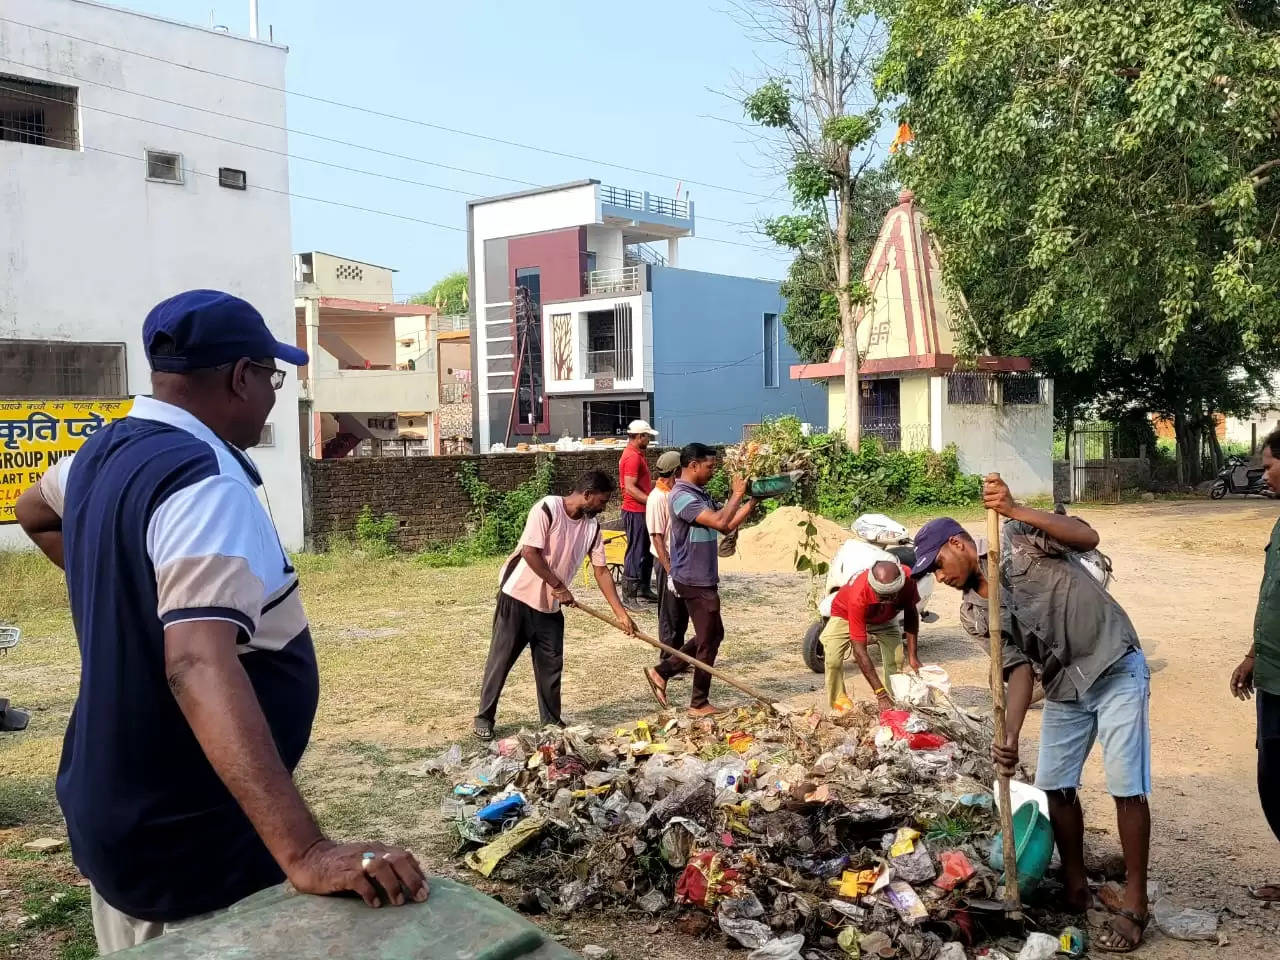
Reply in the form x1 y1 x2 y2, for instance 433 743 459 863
820 560 922 713
618 419 658 605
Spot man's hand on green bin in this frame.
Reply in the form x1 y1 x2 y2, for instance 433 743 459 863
289 840 429 907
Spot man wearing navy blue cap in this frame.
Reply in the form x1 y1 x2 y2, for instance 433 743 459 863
16 290 427 954
911 476 1151 952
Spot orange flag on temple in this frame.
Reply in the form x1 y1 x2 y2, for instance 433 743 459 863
889 122 914 154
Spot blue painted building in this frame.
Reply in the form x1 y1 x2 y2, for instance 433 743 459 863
467 179 826 450
649 266 824 445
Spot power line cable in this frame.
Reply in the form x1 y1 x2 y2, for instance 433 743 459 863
4 85 780 260
1 17 778 202
0 55 768 230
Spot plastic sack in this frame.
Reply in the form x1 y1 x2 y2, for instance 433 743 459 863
854 513 908 544
748 934 805 960
889 672 930 705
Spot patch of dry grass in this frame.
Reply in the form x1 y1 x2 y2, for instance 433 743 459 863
0 546 823 959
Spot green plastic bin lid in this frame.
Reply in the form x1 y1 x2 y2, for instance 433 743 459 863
116 878 580 960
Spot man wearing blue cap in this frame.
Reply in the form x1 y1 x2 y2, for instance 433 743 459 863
16 291 427 954
911 476 1151 953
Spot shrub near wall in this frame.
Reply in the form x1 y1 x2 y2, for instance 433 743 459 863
306 449 661 551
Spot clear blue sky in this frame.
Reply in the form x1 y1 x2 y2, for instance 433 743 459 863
106 0 806 298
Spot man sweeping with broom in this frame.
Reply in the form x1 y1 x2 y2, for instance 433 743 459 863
473 470 635 740
911 476 1152 953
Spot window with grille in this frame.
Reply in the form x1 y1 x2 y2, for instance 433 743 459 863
1001 373 1043 405
146 150 183 183
258 423 275 447
946 372 996 405
0 341 128 398
334 262 364 282
0 75 78 150
218 167 247 190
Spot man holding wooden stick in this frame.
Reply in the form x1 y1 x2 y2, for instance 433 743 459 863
912 476 1152 953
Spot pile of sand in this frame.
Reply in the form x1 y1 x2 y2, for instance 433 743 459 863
719 505 851 575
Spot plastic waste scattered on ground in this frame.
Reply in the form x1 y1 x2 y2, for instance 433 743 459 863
1014 932 1058 960
1057 926 1086 956
937 943 966 960
836 926 861 956
1153 897 1219 941
420 700 1051 954
935 850 976 891
462 815 545 877
747 933 805 960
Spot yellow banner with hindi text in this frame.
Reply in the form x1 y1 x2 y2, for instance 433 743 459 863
0 399 134 524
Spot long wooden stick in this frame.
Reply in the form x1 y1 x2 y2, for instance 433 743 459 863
572 599 779 712
987 482 1023 918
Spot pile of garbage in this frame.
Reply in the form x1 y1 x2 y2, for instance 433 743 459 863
420 701 1066 959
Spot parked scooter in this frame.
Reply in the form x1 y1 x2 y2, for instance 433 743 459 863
1210 454 1272 500
801 514 937 673
0 624 29 732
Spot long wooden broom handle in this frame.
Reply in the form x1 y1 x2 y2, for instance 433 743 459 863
571 599 778 712
987 475 1023 917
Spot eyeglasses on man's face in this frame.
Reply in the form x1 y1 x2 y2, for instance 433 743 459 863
246 360 285 390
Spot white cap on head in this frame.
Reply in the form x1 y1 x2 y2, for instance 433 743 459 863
628 419 659 437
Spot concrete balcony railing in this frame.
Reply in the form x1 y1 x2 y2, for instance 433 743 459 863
585 265 643 295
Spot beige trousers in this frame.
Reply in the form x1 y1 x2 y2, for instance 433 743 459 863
90 886 219 955
820 615 904 707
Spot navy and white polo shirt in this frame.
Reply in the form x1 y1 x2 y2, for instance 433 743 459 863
39 395 319 923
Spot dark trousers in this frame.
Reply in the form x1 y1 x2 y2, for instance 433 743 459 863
623 509 652 584
476 592 565 727
657 581 723 708
1260 689 1280 841
655 566 691 661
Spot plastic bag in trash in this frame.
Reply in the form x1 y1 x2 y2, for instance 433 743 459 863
719 891 765 920
717 909 774 949
1153 898 1218 941
747 934 805 960
937 944 966 960
1015 932 1059 960
637 889 667 914
421 743 463 775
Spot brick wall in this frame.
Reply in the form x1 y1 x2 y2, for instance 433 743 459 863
306 448 663 550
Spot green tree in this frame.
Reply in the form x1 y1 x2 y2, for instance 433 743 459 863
767 168 899 364
740 0 890 449
412 270 468 314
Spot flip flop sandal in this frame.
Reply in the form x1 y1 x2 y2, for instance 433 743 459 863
643 668 669 709
472 718 494 741
1249 885 1280 902
1094 907 1147 954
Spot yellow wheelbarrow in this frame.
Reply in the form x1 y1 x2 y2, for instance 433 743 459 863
580 528 627 586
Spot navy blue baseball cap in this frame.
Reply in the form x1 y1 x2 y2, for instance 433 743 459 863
910 517 968 578
144 289 308 373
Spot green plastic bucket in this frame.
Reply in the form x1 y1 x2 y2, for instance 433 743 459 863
988 800 1055 898
116 878 579 960
750 471 802 498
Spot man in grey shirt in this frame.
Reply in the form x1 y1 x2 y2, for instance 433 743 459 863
912 476 1151 953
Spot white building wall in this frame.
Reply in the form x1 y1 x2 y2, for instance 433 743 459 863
938 381 1055 498
0 0 303 548
584 225 625 272
470 183 600 450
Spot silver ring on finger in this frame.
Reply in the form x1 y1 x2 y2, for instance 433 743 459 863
361 851 377 872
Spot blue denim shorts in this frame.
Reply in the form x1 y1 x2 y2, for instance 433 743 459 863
1035 648 1152 798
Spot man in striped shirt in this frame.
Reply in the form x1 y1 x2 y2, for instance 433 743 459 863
16 291 425 954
